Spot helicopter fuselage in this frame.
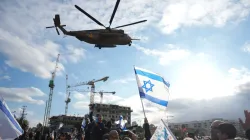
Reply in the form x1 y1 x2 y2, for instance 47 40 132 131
66 29 132 47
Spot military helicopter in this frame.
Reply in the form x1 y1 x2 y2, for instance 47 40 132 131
46 0 147 49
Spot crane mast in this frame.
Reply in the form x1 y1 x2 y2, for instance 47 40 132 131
98 91 115 104
65 74 71 115
43 54 60 128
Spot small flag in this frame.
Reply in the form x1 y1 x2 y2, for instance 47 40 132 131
151 119 177 140
58 123 63 129
134 67 170 108
81 119 86 129
115 115 127 130
0 97 23 139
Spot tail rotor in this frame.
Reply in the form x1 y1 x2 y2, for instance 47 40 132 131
46 14 66 35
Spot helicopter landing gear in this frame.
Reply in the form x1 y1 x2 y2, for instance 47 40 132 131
129 42 132 46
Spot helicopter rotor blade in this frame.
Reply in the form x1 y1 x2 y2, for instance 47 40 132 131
75 5 106 28
109 0 120 27
113 20 147 29
46 26 55 28
56 27 60 35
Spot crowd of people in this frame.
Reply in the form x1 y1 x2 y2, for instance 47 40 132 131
13 107 250 140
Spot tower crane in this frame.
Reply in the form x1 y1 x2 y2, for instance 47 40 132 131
42 54 60 134
97 91 115 104
65 76 109 114
69 89 116 104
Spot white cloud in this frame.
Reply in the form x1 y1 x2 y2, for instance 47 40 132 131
0 87 46 105
112 77 135 84
0 75 11 81
60 45 86 64
159 0 250 34
134 44 190 65
242 41 250 53
0 28 86 79
72 66 250 124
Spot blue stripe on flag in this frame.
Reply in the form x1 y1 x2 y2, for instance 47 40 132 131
140 92 168 106
135 69 170 88
0 100 23 134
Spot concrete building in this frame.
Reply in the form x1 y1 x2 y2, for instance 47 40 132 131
92 103 133 125
49 115 84 131
168 118 244 136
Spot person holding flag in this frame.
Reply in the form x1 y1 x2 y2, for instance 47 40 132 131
143 118 151 140
115 115 127 131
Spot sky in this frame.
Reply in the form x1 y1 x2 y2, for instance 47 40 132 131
1 0 250 127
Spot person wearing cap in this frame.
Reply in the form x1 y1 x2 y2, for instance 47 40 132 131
210 120 225 140
217 123 236 140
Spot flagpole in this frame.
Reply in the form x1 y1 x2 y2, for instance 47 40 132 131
140 98 146 118
134 65 147 118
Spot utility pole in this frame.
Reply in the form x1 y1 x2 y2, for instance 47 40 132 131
20 106 27 125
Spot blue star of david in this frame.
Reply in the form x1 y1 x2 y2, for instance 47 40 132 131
142 80 154 93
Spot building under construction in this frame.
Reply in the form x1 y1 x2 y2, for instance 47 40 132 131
92 103 133 125
49 115 84 131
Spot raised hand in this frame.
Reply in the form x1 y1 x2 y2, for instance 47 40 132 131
239 110 250 130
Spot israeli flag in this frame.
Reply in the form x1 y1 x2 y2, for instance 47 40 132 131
81 119 86 129
151 119 177 140
115 115 127 130
134 66 170 107
0 97 23 139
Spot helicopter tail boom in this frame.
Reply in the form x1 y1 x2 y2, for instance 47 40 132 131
46 14 67 35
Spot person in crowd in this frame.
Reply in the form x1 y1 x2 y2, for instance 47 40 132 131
90 114 106 140
143 118 151 140
102 133 109 140
239 110 250 140
34 130 40 140
108 130 119 140
123 137 132 140
84 117 92 140
106 120 112 131
187 132 196 140
58 133 66 140
217 123 236 140
210 120 224 140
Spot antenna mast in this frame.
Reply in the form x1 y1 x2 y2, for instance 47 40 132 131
20 105 27 125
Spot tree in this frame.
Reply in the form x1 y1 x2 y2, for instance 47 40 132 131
16 118 29 130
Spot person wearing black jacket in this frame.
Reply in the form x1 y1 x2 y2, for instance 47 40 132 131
143 118 151 140
90 114 106 140
88 104 107 140
84 117 92 140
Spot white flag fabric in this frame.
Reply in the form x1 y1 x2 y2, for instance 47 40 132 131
115 115 127 130
134 66 170 107
0 97 23 139
151 119 177 140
